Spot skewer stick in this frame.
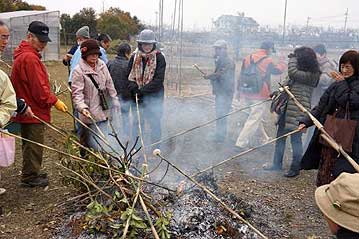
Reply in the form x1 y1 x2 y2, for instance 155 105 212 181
193 64 206 76
191 129 300 178
149 99 271 147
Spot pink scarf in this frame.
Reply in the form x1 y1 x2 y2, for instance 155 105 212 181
128 49 159 88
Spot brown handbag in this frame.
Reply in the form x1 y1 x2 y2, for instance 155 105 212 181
319 103 357 152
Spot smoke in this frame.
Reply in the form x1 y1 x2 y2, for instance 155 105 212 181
99 32 345 189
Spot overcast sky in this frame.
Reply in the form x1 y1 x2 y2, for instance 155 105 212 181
26 0 359 30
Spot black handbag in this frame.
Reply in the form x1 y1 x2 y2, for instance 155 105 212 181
87 74 109 111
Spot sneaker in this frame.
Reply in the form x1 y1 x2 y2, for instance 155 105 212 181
20 176 49 187
284 170 300 178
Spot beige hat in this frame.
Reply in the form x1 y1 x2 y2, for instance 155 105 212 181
315 172 359 233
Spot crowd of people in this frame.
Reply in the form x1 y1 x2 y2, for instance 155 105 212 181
0 19 358 237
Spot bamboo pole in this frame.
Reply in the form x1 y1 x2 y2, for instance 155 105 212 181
191 129 300 178
154 152 268 239
149 99 271 147
282 85 359 172
122 94 160 239
0 129 172 191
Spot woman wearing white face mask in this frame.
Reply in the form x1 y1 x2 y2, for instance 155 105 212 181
127 29 166 145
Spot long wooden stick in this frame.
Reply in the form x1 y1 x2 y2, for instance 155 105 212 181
193 64 206 76
149 99 271 147
0 129 172 191
122 94 160 239
191 129 300 178
282 85 359 172
135 94 148 164
154 152 268 239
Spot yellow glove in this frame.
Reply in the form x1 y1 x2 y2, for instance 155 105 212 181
54 99 68 112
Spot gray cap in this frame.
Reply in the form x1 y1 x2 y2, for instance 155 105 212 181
213 40 228 48
137 29 157 44
76 26 90 39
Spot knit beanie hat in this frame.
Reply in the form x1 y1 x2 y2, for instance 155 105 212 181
76 26 90 39
80 39 102 60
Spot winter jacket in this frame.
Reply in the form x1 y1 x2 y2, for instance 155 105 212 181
71 58 118 124
107 56 131 100
283 57 320 130
11 40 58 124
301 76 359 176
336 228 359 239
0 70 16 127
311 56 337 106
207 54 235 97
239 49 286 100
127 51 166 99
100 47 108 64
69 46 108 83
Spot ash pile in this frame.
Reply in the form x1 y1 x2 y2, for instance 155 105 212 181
54 173 260 239
163 173 259 239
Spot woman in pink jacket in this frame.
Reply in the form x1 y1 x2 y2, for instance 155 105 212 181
71 39 119 151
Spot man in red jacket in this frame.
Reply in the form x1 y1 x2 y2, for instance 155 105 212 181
11 21 68 187
236 42 286 149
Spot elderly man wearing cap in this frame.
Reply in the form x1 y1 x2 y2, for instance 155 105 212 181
11 21 68 187
68 26 91 84
203 40 235 142
315 172 359 238
236 41 286 150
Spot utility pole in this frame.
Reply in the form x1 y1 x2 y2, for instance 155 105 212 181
102 0 105 13
155 11 159 37
344 8 348 33
282 0 288 45
306 16 310 31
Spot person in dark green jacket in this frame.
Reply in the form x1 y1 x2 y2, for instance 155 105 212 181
266 47 320 177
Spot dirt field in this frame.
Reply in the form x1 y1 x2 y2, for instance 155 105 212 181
0 48 336 239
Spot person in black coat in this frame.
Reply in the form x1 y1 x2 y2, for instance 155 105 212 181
107 43 133 140
299 50 359 186
127 29 166 144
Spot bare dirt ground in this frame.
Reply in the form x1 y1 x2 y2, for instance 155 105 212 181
0 54 333 239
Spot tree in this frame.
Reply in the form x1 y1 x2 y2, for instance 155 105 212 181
0 0 45 12
97 7 143 40
71 8 97 37
60 8 97 43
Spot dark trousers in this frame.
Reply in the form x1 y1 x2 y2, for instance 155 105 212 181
119 98 136 140
134 95 163 144
215 94 233 140
21 123 45 180
272 119 303 171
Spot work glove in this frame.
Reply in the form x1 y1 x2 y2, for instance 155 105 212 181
54 99 68 112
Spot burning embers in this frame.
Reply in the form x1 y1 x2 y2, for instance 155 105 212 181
165 174 258 239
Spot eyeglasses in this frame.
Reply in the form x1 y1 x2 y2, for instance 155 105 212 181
0 34 9 40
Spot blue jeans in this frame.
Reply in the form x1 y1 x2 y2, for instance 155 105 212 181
272 117 303 171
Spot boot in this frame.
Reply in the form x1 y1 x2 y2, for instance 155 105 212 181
284 169 300 178
21 176 49 187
